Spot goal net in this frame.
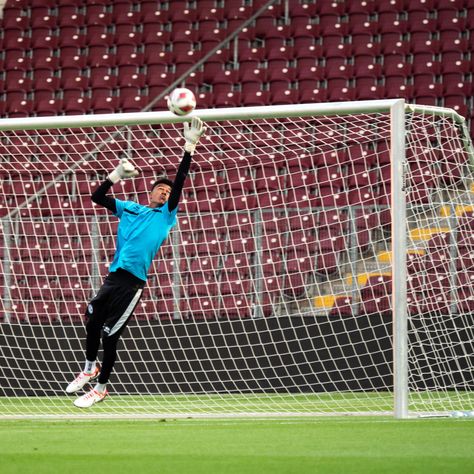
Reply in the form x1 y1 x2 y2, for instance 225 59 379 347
0 101 472 418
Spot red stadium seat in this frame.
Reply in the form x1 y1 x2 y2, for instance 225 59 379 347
443 97 468 117
441 54 470 75
89 66 118 89
352 38 382 57
384 77 414 99
319 14 349 37
117 27 143 48
35 97 62 116
298 86 328 103
412 55 442 76
1 8 28 29
196 1 225 21
348 13 379 35
241 90 270 106
84 22 107 42
4 49 31 71
6 98 33 117
407 11 437 33
142 23 170 46
220 295 252 319
355 78 385 100
382 54 412 76
328 296 354 317
422 290 451 316
60 67 88 90
185 296 218 320
33 55 59 74
187 272 218 297
380 32 411 55
282 272 307 299
2 29 31 50
113 9 141 27
30 27 58 48
327 83 357 102
152 297 179 321
87 45 115 67
270 88 299 105
456 248 474 273
57 9 86 28
437 9 466 32
219 272 252 296
90 94 118 114
30 9 57 29
410 37 441 55
85 3 110 25
378 12 409 33
252 0 284 16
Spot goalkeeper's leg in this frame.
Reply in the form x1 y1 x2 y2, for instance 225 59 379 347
66 287 108 394
74 316 135 408
65 312 103 393
73 271 144 407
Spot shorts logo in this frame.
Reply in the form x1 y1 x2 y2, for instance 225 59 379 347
103 326 111 334
87 304 94 314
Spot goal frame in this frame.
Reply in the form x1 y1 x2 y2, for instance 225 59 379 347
1 99 472 419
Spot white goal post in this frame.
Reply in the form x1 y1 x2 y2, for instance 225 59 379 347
0 100 473 419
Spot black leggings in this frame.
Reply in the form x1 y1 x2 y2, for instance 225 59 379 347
84 269 145 384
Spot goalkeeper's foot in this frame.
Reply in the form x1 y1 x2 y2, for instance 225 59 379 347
73 388 108 408
65 363 100 394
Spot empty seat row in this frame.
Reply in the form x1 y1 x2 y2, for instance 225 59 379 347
0 87 470 119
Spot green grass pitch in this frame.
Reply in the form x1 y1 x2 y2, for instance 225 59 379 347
1 417 473 474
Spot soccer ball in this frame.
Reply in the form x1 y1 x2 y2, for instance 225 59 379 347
167 88 196 116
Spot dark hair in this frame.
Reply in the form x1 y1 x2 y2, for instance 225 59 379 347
151 178 173 190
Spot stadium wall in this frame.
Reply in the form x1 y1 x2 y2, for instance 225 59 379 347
0 314 472 397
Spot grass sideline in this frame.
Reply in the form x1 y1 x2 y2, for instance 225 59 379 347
0 417 473 474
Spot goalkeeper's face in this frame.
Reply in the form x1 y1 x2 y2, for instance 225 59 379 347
149 184 172 208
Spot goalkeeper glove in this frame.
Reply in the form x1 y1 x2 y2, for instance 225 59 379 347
183 116 206 154
108 158 139 184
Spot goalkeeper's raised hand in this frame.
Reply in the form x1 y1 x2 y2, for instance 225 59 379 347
183 117 206 154
108 158 139 184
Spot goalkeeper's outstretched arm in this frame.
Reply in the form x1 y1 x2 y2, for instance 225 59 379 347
167 151 191 212
168 117 206 212
91 179 116 212
91 158 139 212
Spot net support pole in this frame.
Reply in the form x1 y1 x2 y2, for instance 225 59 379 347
1 219 12 323
391 99 409 419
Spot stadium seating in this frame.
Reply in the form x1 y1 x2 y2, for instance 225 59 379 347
0 0 469 117
1 0 474 322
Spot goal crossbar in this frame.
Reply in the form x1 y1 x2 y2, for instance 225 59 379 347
0 100 404 130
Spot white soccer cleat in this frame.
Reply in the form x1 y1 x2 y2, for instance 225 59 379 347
73 388 108 408
65 363 100 394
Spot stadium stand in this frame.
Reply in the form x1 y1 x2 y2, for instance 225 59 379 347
0 0 469 116
0 0 473 322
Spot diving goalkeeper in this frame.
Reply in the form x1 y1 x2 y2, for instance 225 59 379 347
66 117 206 408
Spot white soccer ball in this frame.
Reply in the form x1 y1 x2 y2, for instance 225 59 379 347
167 88 196 116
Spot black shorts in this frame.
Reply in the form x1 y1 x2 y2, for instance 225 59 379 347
85 268 146 338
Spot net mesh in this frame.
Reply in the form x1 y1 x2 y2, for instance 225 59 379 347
0 106 472 417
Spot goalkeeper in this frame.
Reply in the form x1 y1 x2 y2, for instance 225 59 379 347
66 117 206 408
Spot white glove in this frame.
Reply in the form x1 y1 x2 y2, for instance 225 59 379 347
183 116 206 154
108 158 139 184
